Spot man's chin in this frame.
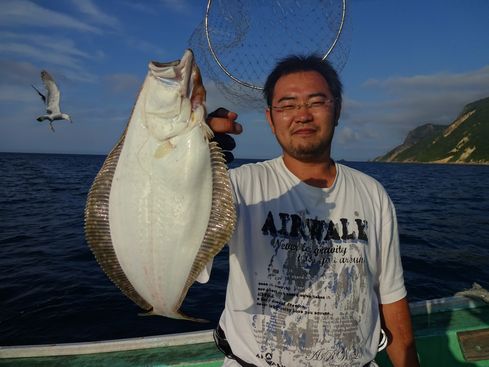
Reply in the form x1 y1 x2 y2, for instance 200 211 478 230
287 146 329 162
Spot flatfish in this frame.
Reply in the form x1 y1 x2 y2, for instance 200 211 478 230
455 282 489 304
84 49 236 320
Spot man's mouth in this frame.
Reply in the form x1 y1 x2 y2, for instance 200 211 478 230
292 127 316 136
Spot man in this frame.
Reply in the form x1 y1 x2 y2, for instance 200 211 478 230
205 55 419 367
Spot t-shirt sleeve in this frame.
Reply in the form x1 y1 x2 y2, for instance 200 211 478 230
377 195 407 304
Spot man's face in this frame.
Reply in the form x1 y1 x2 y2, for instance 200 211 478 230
266 71 339 163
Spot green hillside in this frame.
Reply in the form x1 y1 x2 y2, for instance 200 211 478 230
375 96 489 164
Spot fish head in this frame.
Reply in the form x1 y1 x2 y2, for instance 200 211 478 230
144 49 207 142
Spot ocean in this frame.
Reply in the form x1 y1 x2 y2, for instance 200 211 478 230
1 152 488 346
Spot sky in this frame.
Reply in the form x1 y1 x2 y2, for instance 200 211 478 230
0 0 488 161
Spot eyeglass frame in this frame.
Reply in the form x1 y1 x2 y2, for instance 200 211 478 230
268 97 337 114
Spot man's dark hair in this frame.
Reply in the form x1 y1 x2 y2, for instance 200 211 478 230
263 54 343 116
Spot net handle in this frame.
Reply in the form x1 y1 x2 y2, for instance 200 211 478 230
204 0 347 91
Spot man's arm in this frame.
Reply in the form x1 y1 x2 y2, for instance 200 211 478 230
379 297 420 367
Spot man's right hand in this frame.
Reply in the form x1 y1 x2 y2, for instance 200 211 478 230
207 108 243 164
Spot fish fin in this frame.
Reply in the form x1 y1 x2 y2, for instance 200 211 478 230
179 141 236 309
84 127 153 312
175 310 209 323
193 105 213 141
137 309 209 323
180 316 209 323
202 121 214 141
137 310 156 317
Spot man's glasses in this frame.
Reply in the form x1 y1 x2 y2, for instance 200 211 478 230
269 98 336 115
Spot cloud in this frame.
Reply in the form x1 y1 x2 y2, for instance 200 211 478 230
336 126 361 144
340 65 489 157
0 84 37 103
0 32 99 83
0 59 39 84
126 38 169 59
159 0 193 13
0 31 91 59
363 65 489 92
0 0 100 33
359 65 489 126
71 0 121 31
0 44 96 83
324 65 489 161
122 2 155 14
104 74 141 93
126 1 193 15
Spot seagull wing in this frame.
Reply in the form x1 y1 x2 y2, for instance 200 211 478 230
41 70 61 114
31 85 46 104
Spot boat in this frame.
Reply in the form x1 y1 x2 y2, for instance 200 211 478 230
377 295 489 366
1 295 488 366
0 329 222 367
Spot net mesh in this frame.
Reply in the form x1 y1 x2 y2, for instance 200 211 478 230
188 0 351 109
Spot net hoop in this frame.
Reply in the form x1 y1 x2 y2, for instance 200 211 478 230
204 0 347 91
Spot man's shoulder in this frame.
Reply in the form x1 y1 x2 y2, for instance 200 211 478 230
338 162 373 179
230 157 281 177
337 163 386 192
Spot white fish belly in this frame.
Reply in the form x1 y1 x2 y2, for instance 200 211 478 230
109 115 212 315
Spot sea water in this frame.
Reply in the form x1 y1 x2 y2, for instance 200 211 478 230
1 153 488 345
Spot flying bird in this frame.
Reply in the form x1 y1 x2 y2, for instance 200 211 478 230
32 70 72 132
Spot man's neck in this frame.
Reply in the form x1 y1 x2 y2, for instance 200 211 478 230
282 155 337 188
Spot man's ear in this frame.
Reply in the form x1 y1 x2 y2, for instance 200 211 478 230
266 108 276 135
334 105 341 126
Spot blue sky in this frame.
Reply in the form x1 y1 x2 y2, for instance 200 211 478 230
0 0 488 161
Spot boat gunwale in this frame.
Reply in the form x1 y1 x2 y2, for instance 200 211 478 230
409 295 487 316
1 295 488 360
0 330 215 359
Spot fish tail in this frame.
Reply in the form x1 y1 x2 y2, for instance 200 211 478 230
138 309 209 323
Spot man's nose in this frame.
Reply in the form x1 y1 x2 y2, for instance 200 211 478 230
294 104 314 122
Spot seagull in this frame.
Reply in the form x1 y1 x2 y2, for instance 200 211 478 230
32 70 72 132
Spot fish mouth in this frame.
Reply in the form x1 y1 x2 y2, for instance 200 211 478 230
148 49 196 100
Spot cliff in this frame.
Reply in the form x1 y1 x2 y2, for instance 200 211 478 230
374 96 489 164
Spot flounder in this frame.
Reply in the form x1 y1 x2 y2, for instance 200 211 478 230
84 49 236 320
455 282 489 304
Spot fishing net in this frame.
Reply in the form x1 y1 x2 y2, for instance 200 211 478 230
188 0 351 109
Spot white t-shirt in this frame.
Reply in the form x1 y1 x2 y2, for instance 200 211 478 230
218 157 406 367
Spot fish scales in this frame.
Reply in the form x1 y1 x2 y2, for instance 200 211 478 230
84 50 236 320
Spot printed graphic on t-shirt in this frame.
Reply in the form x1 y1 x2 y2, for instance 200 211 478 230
252 210 372 367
